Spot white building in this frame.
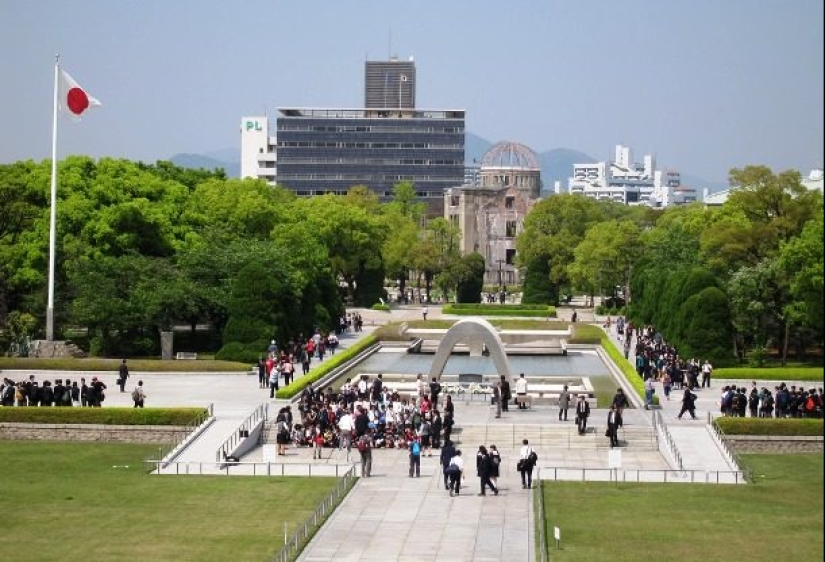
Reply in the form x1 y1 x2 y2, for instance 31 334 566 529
568 144 696 207
239 116 277 182
703 168 824 206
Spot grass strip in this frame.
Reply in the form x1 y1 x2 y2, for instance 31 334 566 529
276 335 378 399
714 367 824 381
715 417 824 436
540 454 823 562
0 442 338 562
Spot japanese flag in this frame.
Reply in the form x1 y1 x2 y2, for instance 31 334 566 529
59 68 101 119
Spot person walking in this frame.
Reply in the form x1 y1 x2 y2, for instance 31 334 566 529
131 380 146 408
476 445 499 496
117 359 129 393
606 404 620 447
662 371 672 401
644 377 656 410
338 408 355 461
440 439 457 490
575 394 590 435
422 305 429 321
447 449 464 497
357 432 373 477
677 387 698 420
489 445 501 488
518 439 537 489
558 384 570 421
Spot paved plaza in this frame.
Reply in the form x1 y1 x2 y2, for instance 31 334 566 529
5 303 812 561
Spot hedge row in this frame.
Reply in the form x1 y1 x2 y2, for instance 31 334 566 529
713 367 824 382
276 335 378 399
0 407 209 426
371 303 390 311
568 324 603 344
448 303 549 311
715 417 824 436
443 304 556 317
0 357 249 372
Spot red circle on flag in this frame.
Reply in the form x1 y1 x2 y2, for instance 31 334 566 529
66 87 90 115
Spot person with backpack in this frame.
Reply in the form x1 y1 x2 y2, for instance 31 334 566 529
356 432 373 477
446 449 464 496
131 380 146 408
409 436 422 478
489 445 501 488
518 439 537 489
440 439 457 490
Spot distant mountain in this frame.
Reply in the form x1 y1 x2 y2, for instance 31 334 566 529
464 132 493 164
169 153 239 178
170 137 726 195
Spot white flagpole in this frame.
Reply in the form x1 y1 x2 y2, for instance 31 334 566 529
46 54 59 341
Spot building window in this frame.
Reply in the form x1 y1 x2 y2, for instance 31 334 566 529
506 249 516 265
505 220 517 238
505 196 515 209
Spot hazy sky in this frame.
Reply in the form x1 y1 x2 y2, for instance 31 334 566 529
1 0 822 182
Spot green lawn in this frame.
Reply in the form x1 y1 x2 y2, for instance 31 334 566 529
541 454 824 562
0 442 339 562
713 367 823 381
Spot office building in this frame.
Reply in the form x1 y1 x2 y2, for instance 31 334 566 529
365 57 416 109
568 144 696 206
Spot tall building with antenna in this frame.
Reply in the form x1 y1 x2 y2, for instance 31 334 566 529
365 56 416 108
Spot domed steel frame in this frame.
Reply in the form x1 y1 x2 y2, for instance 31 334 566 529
480 141 540 170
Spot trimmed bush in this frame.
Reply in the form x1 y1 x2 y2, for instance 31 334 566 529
443 304 556 317
371 303 390 311
715 417 824 436
276 335 378 399
0 357 250 372
713 367 824 381
568 324 603 344
522 257 557 304
0 407 209 426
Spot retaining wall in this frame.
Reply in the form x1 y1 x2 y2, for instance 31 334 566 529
0 423 188 444
726 435 823 454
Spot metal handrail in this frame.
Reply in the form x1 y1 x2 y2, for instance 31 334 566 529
146 460 355 477
535 470 548 562
707 414 750 482
152 403 213 462
215 404 267 463
269 464 358 562
653 410 683 471
538 466 748 484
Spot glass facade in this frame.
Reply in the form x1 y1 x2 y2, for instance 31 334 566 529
275 109 465 205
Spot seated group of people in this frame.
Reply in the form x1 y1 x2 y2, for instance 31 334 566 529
290 376 456 454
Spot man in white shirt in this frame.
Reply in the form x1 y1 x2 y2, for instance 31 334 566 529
701 360 713 388
518 439 536 488
447 450 464 496
338 409 355 460
515 373 528 409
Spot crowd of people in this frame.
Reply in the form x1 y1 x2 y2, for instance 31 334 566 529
1 374 108 407
274 373 457 475
719 382 823 418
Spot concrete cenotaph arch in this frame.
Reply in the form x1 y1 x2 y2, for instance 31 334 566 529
428 317 513 380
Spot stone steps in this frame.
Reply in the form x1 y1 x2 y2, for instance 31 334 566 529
262 421 657 451
454 424 658 450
